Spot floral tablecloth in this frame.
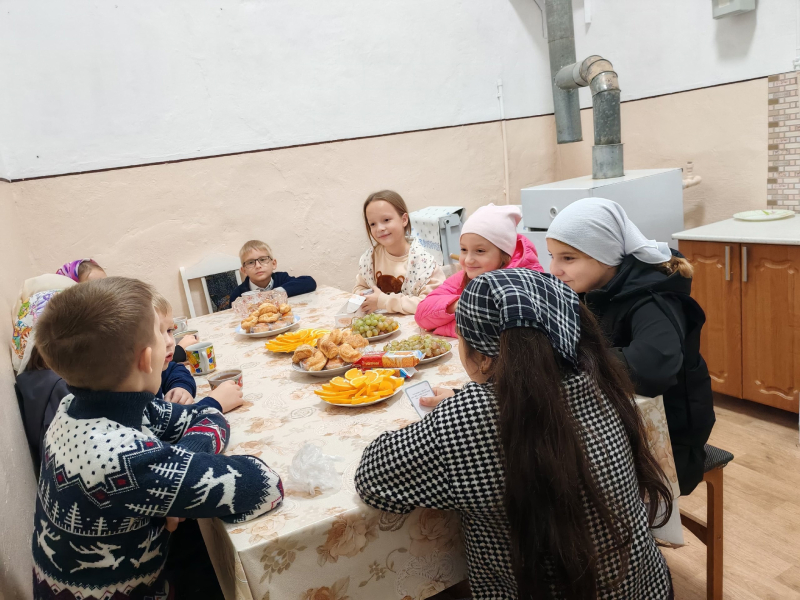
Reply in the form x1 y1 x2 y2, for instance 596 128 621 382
188 285 682 600
191 286 471 600
636 395 684 547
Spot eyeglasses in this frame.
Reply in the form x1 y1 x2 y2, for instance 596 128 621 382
243 256 273 269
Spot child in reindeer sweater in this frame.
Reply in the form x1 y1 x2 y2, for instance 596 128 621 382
31 277 283 600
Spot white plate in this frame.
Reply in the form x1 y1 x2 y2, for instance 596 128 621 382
733 209 795 222
418 350 452 364
353 329 400 343
320 385 404 408
236 317 300 338
291 361 354 377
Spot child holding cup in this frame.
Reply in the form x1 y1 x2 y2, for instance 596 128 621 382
152 291 241 409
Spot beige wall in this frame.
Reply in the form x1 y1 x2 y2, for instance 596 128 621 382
7 119 560 317
555 77 768 229
0 182 38 600
6 79 767 317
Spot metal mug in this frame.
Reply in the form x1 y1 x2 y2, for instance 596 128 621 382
173 317 189 333
174 329 199 344
208 369 243 390
186 341 216 375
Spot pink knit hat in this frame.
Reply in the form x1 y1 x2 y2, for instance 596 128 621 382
460 204 522 255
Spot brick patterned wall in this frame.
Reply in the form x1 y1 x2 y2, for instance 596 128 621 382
768 72 800 212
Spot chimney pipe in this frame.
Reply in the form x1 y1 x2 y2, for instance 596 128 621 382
544 1 624 179
544 0 582 144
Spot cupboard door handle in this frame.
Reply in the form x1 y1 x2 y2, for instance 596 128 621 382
742 246 748 283
725 245 731 281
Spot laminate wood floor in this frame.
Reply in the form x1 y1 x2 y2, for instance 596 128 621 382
664 393 800 599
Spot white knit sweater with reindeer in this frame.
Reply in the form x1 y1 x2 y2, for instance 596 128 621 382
32 388 283 600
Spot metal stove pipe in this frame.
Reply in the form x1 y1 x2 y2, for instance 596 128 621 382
544 0 582 144
555 55 622 178
545 1 624 179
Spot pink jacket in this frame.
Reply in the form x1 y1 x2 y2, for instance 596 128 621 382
415 235 544 338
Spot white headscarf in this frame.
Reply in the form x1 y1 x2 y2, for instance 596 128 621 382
546 197 672 267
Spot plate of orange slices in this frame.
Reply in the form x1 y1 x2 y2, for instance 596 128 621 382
315 368 404 407
265 328 330 352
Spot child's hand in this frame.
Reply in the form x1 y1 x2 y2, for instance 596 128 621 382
419 387 456 408
446 299 459 315
209 380 244 413
361 286 382 313
165 516 185 532
178 334 198 349
165 388 195 405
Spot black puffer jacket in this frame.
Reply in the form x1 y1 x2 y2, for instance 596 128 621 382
15 369 69 478
585 250 715 495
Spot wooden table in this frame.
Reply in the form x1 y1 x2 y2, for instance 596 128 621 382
188 285 682 600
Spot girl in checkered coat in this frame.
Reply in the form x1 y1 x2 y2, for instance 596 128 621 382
356 268 674 599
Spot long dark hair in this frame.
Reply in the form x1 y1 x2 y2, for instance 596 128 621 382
465 303 672 599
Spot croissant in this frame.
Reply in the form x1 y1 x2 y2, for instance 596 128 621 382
258 313 280 323
241 319 257 332
337 343 362 363
319 338 340 360
343 332 368 349
279 303 292 315
328 328 344 345
303 350 327 371
292 344 315 363
324 357 346 370
259 303 279 315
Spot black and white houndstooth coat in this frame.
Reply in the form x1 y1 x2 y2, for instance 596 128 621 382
355 375 672 599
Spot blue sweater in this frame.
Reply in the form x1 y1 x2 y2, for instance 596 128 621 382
32 388 283 600
159 362 196 399
229 272 316 305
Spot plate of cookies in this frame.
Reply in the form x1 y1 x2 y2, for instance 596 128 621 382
290 328 369 376
237 316 299 338
237 300 299 338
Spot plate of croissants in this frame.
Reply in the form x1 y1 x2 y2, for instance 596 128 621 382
291 328 369 376
237 301 299 338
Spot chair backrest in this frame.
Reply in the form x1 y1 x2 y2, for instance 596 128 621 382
180 254 243 318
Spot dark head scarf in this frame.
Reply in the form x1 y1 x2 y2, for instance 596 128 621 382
455 268 581 365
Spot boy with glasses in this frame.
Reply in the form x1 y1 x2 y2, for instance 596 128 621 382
229 240 317 304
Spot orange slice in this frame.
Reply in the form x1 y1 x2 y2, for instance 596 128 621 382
353 394 381 404
322 397 349 405
330 382 355 392
344 368 361 381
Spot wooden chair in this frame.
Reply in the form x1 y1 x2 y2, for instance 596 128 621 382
180 254 243 318
680 444 734 600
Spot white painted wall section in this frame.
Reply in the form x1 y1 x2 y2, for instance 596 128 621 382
0 0 795 179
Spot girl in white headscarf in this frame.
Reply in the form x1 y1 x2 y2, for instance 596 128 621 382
546 198 715 496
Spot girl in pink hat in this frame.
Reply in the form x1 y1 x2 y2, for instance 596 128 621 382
415 203 543 338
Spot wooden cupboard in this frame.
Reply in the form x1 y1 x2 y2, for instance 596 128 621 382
679 240 800 413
